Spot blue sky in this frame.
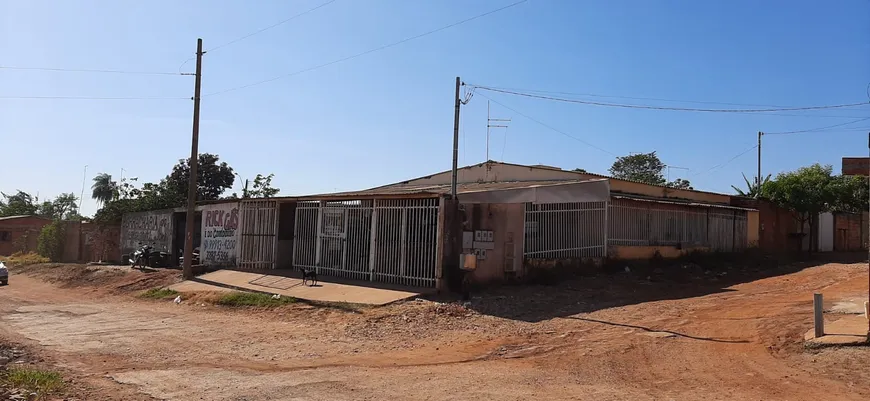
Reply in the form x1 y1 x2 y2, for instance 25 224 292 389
1 0 868 217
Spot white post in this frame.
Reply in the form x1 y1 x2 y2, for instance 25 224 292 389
813 293 825 338
368 201 379 282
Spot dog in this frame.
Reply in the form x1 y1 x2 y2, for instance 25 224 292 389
300 267 318 287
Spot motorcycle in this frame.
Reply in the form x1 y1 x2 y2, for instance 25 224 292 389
129 243 170 269
178 247 200 267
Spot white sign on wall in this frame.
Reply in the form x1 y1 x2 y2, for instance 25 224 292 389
201 203 240 266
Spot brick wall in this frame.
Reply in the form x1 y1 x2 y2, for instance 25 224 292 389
0 216 51 256
833 212 866 251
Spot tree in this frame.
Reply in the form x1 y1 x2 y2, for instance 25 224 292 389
91 173 117 205
667 178 693 190
765 164 838 252
609 152 667 185
36 193 79 220
165 153 235 201
0 190 38 217
732 173 772 198
572 168 587 173
828 174 868 214
248 174 280 198
37 220 66 261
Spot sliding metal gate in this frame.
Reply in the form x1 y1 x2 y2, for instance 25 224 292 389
238 199 279 269
293 198 439 288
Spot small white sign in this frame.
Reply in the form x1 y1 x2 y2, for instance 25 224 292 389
462 231 474 249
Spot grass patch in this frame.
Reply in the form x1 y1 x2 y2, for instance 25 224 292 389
216 291 297 307
2 367 64 396
140 288 180 299
2 251 50 266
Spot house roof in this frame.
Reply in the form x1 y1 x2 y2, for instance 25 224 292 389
372 160 734 199
612 194 756 211
294 179 607 201
0 215 50 222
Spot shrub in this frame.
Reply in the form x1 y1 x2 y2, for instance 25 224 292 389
2 367 64 395
216 291 296 307
140 288 180 299
4 251 50 266
36 221 66 262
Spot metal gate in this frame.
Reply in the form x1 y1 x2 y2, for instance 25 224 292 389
293 198 439 287
238 199 279 269
523 201 608 259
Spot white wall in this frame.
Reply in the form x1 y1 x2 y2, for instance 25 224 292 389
818 212 834 252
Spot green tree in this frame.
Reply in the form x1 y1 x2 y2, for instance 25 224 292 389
36 193 79 220
91 173 117 205
0 190 38 217
609 152 667 185
165 153 235 201
732 173 772 198
766 164 838 252
37 220 66 261
609 152 693 189
572 168 587 173
248 174 280 198
828 174 868 214
668 178 693 190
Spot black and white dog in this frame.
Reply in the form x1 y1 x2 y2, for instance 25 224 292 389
300 267 318 286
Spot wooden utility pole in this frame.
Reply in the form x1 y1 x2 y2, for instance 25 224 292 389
451 77 461 198
182 38 204 280
756 131 763 197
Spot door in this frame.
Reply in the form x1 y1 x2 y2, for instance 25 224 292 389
238 200 279 269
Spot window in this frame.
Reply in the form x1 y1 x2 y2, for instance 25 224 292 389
0 231 10 242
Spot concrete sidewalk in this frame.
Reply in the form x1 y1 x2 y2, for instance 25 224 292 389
169 269 428 306
804 314 869 347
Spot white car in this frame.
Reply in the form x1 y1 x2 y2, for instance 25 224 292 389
0 261 7 285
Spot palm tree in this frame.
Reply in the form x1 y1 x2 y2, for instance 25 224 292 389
732 173 771 198
91 173 117 206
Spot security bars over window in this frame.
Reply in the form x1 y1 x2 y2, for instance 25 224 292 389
292 198 440 288
608 200 748 251
523 201 608 259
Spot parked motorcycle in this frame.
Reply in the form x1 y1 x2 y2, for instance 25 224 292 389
178 247 200 267
130 243 170 269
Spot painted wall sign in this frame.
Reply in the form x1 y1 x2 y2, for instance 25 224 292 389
201 203 240 266
120 210 173 255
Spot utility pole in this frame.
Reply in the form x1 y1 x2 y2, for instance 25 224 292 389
78 164 87 262
757 131 763 197
451 77 461 199
183 38 204 280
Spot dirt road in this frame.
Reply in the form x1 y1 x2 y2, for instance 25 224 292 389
1 261 868 400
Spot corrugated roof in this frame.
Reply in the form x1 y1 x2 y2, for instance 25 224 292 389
612 194 756 211
295 179 602 200
372 160 734 199
0 215 50 221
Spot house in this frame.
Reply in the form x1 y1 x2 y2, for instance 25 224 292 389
0 215 52 256
121 161 759 291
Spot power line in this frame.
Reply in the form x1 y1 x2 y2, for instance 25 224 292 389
0 65 192 76
205 0 528 97
470 85 791 108
765 117 870 135
206 0 338 53
692 144 758 177
477 92 616 156
471 85 870 113
0 95 189 100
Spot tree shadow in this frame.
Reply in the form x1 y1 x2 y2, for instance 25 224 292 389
452 252 867 323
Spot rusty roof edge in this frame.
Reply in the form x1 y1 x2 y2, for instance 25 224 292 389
611 194 757 211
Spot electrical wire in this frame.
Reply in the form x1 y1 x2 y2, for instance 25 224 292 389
691 144 758 177
0 95 189 100
204 0 528 97
476 92 616 156
469 85 791 108
765 117 870 135
0 66 192 76
471 85 870 113
206 0 338 53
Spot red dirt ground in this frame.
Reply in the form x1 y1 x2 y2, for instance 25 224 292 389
0 260 868 400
